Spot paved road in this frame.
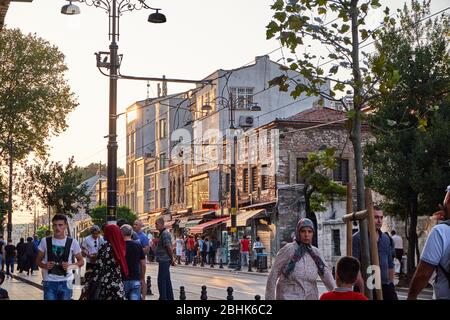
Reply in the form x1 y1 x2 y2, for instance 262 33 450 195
8 263 433 300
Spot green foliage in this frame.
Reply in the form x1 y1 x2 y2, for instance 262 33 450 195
300 148 347 214
0 28 78 161
89 205 137 227
36 225 51 239
21 157 91 217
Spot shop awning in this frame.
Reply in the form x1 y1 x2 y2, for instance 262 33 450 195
164 220 177 230
226 209 266 227
189 217 230 234
180 218 202 228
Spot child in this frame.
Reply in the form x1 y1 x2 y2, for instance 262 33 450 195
0 271 9 300
320 256 368 300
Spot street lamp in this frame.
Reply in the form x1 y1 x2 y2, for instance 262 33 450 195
201 95 261 269
60 0 166 224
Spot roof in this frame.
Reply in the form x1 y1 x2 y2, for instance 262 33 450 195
79 175 107 195
283 106 347 123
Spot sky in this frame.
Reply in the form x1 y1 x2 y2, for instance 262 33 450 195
4 0 448 224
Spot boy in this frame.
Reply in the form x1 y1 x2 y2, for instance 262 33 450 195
320 256 368 300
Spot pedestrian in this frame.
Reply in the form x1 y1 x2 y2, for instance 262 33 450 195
352 206 398 300
155 217 175 300
175 235 184 265
0 271 9 300
16 238 26 274
25 237 36 276
320 256 368 300
408 185 450 300
0 235 5 272
32 235 40 271
147 231 154 262
253 236 264 268
120 224 146 300
36 214 84 300
390 230 404 275
133 219 150 255
265 218 335 300
198 236 206 265
81 225 105 275
4 239 16 279
80 224 127 300
204 237 210 264
209 236 217 266
240 235 250 268
186 234 195 264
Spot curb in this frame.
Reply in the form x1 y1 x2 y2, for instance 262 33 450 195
12 275 43 291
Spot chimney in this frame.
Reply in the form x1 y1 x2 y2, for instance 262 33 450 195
162 75 168 96
157 83 161 97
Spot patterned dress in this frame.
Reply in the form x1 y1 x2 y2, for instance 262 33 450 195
265 242 336 300
81 242 125 300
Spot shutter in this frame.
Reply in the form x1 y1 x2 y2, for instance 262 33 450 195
257 224 272 267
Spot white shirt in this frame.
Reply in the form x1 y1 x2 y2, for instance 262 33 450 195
392 234 403 249
38 237 82 282
81 235 105 263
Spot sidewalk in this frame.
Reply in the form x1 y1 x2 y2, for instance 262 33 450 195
11 271 210 300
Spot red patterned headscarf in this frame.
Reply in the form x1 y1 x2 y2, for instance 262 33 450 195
104 224 128 277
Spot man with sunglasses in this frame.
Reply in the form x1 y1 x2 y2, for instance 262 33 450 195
81 225 105 272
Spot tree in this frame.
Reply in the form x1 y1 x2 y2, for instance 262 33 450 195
0 28 78 161
299 148 347 246
21 157 91 218
266 0 387 296
89 205 137 228
75 162 125 182
364 1 450 279
36 225 52 239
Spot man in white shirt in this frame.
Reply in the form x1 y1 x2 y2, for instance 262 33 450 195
81 225 105 271
390 230 404 275
36 214 84 300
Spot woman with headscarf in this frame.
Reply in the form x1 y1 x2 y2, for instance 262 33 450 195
16 238 26 274
265 218 336 300
24 237 36 276
81 224 128 300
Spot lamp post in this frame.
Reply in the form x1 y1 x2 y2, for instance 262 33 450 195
7 137 13 241
201 96 261 269
60 0 166 224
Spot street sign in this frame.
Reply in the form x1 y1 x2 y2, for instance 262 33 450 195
230 227 237 233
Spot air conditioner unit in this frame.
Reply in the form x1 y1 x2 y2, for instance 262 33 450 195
239 115 254 127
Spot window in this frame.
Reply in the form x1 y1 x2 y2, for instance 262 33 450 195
332 229 341 256
160 188 166 208
296 158 307 184
333 159 349 184
225 173 230 193
251 167 258 192
261 165 269 190
231 87 254 109
159 153 167 170
243 169 249 193
158 119 167 139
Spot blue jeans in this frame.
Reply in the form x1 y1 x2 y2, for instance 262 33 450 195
157 261 174 300
241 252 249 266
124 280 141 300
43 281 73 300
5 257 14 276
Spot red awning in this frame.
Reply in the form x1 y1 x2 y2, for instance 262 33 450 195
189 217 230 234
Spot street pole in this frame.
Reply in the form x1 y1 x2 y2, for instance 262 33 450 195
98 161 102 206
228 95 240 269
106 0 118 224
7 137 13 241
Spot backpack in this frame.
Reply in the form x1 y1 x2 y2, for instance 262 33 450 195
46 236 73 277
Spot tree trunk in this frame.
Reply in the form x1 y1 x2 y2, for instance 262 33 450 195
304 187 318 247
349 0 371 300
407 195 419 277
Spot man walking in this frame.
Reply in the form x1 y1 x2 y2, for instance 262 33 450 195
155 217 175 300
390 230 404 275
0 235 5 272
81 225 104 273
240 235 250 268
352 207 397 300
133 219 150 255
4 239 16 279
36 214 84 300
120 224 146 300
